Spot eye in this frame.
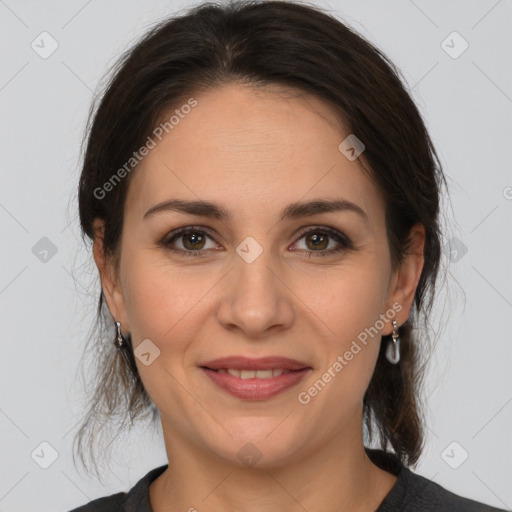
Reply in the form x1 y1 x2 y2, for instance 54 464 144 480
160 225 353 258
290 226 353 257
161 226 218 257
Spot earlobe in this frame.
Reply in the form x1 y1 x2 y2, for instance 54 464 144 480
384 223 425 335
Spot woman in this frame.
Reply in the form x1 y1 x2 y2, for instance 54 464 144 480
69 1 507 511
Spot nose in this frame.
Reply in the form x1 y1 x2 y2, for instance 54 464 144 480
215 243 295 339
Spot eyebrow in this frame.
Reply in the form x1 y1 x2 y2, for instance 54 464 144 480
143 198 369 226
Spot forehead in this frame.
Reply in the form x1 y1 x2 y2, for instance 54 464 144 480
125 84 385 229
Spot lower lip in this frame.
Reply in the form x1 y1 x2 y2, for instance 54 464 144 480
201 368 311 400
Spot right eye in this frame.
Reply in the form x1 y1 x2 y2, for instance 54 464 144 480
161 227 219 257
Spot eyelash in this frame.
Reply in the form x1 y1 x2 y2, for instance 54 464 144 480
160 225 353 258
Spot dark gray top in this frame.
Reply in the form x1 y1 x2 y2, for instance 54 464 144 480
69 448 508 511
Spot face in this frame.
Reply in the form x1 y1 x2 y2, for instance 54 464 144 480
96 83 424 468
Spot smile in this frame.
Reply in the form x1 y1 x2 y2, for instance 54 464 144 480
201 367 311 400
214 368 292 378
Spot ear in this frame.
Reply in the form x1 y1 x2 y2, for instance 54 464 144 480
382 223 425 335
92 218 129 330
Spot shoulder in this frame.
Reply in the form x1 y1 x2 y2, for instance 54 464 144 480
366 448 507 512
67 464 168 512
402 468 507 511
68 492 126 512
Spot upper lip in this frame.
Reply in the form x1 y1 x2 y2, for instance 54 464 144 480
200 356 311 371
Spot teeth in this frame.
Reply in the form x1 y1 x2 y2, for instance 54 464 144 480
218 368 290 379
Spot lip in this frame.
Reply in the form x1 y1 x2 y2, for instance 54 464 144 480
199 355 311 371
201 367 312 400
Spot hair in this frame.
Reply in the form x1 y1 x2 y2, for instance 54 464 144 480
73 0 449 480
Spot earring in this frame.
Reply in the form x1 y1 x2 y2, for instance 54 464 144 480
385 320 400 364
114 321 125 349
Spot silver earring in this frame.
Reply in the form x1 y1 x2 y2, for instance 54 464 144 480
114 321 125 349
385 320 400 364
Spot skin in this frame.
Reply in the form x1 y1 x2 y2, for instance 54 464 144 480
94 83 425 512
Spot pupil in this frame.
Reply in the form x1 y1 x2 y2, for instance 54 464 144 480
308 233 327 250
185 233 204 249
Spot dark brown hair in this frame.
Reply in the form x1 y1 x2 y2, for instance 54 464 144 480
74 0 448 480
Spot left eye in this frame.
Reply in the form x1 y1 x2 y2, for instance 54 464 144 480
293 229 344 254
161 226 352 258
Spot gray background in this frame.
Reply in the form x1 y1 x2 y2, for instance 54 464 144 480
1 0 511 510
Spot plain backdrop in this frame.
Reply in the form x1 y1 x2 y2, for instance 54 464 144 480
1 0 511 511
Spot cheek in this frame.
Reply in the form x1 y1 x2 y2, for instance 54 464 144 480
312 263 389 340
307 263 388 396
121 249 218 345
120 255 197 400
121 250 181 339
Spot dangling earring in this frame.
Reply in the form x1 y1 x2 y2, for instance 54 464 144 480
114 321 125 349
385 320 400 364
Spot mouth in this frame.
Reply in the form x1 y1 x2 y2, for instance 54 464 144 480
199 355 311 372
199 357 312 400
201 367 301 378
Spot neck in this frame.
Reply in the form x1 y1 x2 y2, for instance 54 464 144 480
149 414 397 512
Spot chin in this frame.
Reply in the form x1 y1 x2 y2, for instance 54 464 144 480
202 423 308 470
